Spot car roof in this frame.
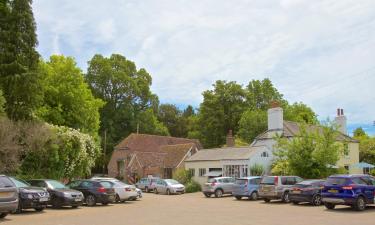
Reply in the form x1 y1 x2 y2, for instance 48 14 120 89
237 176 261 179
329 174 372 178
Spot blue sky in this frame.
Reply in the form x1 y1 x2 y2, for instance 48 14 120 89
32 0 375 136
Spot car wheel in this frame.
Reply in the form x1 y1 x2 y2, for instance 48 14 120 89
204 193 211 198
250 192 258 201
86 195 96 207
145 187 149 193
292 201 299 205
115 194 121 203
154 188 158 194
34 207 45 212
102 202 109 206
51 198 61 209
235 196 242 200
166 189 171 195
15 202 22 214
282 192 290 203
311 194 322 206
324 203 336 210
0 213 8 219
264 198 271 203
215 189 223 198
353 196 366 211
71 206 78 209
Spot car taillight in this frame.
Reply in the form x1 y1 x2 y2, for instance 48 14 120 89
211 182 216 186
342 186 353 190
274 177 278 185
125 187 131 192
97 187 106 193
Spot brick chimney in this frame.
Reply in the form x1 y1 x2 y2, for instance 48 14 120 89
267 102 283 137
334 108 347 134
226 130 235 147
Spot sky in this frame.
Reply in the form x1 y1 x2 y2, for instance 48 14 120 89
32 0 375 135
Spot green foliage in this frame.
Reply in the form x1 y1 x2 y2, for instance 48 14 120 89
0 117 21 174
86 54 164 160
284 102 318 124
369 169 375 176
245 78 285 110
238 109 267 143
37 55 104 136
20 124 101 180
250 164 265 176
353 127 367 138
275 123 341 178
185 180 202 193
0 0 42 120
172 168 192 185
0 89 5 116
271 160 291 176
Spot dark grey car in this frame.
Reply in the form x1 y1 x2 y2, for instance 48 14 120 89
0 175 18 219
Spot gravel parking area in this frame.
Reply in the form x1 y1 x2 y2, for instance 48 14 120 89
2 193 374 225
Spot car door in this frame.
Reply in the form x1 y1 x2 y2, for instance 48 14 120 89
0 176 17 206
79 181 92 198
221 178 230 193
361 177 375 203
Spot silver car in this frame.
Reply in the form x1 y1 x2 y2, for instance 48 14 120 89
154 179 185 195
259 176 303 203
202 177 235 198
136 177 160 193
0 175 18 219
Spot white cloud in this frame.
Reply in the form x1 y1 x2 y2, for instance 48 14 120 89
33 0 375 124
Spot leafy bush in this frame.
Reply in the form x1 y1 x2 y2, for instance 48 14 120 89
185 180 201 193
250 164 264 176
173 168 192 185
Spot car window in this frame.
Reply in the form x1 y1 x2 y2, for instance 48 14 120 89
249 179 257 185
281 177 287 185
295 177 303 183
351 177 368 185
100 181 113 188
369 177 375 186
0 176 14 188
9 177 29 188
325 177 348 185
31 180 47 188
69 181 81 188
254 178 261 185
261 177 276 185
359 177 374 186
81 181 94 188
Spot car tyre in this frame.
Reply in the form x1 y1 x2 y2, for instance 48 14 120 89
115 194 121 203
204 193 211 198
34 207 45 212
264 198 271 203
0 213 8 219
353 196 366 211
324 203 336 210
154 188 158 194
145 187 149 193
292 201 299 205
214 189 223 198
235 196 242 200
311 194 322 206
102 202 109 206
71 205 78 209
282 192 290 203
86 195 96 207
166 189 171 195
250 191 258 201
15 202 22 214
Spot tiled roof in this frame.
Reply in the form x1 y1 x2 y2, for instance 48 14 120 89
185 146 262 162
115 133 202 152
160 143 195 168
255 120 358 143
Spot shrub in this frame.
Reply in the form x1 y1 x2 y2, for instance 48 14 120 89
250 164 264 176
185 180 201 193
173 168 192 185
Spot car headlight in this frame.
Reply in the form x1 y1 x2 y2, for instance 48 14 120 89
63 192 71 197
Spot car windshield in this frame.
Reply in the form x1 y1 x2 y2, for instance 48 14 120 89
165 179 179 185
100 181 114 188
208 178 217 183
325 177 348 185
48 180 67 189
260 177 275 185
10 177 30 188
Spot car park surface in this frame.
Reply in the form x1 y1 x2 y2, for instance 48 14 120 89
2 192 375 225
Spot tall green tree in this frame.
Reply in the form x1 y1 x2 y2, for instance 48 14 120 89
238 109 267 143
0 0 41 120
37 55 104 136
198 80 246 147
354 128 375 166
0 89 5 116
284 102 318 124
274 123 341 178
245 78 285 110
86 54 167 155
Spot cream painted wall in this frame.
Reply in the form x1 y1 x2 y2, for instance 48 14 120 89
184 161 223 186
336 142 361 174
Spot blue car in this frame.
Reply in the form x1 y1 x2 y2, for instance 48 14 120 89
322 174 375 211
232 176 261 200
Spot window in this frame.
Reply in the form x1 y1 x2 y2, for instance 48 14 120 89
352 177 368 185
117 160 125 176
81 181 94 188
261 151 269 158
189 168 195 177
0 176 14 188
68 181 81 188
343 143 349 156
223 165 248 178
199 168 206 177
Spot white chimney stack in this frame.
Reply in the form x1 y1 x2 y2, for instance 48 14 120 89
267 104 283 137
334 108 347 134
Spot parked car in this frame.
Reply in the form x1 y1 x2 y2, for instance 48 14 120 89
259 176 303 203
322 174 375 211
90 177 141 200
289 179 325 206
136 177 160 193
202 177 236 198
232 176 261 200
9 177 49 213
154 179 185 195
0 175 18 219
67 180 116 206
28 179 84 209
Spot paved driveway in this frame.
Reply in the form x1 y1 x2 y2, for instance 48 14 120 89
2 193 374 225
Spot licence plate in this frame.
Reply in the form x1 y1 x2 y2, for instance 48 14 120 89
328 189 338 193
292 190 301 194
74 198 81 202
39 197 49 202
0 192 11 198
